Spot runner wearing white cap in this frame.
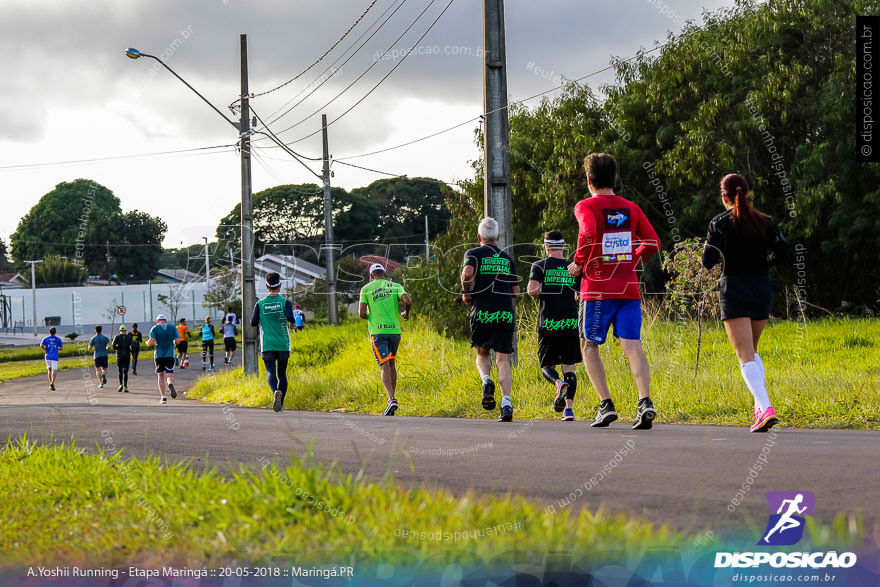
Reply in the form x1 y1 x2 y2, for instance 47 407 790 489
359 263 412 415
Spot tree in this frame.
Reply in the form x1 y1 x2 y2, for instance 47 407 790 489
32 255 87 286
157 286 185 323
0 240 12 272
10 179 167 279
202 268 241 316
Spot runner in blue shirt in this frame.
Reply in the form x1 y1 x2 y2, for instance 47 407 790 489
88 325 110 389
147 314 181 404
40 326 63 391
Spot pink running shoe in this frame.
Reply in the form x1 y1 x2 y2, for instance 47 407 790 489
750 406 779 433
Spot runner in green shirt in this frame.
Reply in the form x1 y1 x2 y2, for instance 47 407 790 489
358 263 412 415
250 272 298 413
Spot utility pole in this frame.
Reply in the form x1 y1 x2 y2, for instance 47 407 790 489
424 213 430 259
203 236 211 283
149 279 153 320
240 33 258 375
321 113 338 326
24 260 43 335
483 0 513 252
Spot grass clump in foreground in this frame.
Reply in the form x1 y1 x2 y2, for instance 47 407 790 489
0 440 691 568
189 318 880 429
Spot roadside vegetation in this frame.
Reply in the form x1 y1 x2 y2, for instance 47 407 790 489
189 318 880 430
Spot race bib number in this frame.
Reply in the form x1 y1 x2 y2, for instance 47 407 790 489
601 231 632 262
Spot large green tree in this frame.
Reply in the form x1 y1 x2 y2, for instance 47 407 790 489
435 0 879 309
10 179 166 280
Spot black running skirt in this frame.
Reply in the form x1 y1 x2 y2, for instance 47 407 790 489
719 274 772 321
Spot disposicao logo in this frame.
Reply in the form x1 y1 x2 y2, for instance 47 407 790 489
714 491 858 570
760 491 814 546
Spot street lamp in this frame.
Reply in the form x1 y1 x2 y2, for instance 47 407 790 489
24 260 43 336
124 42 259 375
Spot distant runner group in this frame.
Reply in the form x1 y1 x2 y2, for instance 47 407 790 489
40 152 786 433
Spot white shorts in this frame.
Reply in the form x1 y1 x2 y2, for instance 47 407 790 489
45 359 59 370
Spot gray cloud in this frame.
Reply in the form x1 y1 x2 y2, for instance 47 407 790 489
0 0 734 148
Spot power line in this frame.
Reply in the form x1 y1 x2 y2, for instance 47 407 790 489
334 159 404 177
286 0 458 146
251 108 322 160
268 0 444 139
0 144 237 170
335 41 671 161
238 0 381 103
263 0 410 126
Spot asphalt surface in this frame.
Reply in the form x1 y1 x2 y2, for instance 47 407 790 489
2 363 879 534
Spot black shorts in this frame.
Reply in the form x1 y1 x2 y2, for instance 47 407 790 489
154 356 175 374
202 339 214 352
176 340 188 353
370 334 401 364
719 274 772 321
470 326 515 354
224 337 236 351
116 356 130 369
94 356 109 369
537 334 582 368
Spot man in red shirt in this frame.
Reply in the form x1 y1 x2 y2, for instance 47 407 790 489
567 153 660 429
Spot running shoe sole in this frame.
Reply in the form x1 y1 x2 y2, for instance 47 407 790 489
498 405 513 422
169 384 177 399
273 390 283 412
384 402 398 416
553 382 569 413
482 380 496 411
751 415 779 433
632 407 656 430
590 411 618 428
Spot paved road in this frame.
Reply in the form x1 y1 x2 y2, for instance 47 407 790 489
2 364 878 534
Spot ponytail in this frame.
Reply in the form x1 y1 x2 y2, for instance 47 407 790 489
721 174 769 239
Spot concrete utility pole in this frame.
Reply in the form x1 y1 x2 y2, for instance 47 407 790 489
483 0 513 252
424 213 430 259
321 113 338 326
203 236 211 283
240 33 258 375
24 260 43 335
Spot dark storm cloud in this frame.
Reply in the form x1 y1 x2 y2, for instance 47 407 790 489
0 0 731 147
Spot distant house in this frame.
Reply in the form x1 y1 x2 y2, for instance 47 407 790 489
254 254 326 287
157 269 204 283
0 272 26 289
358 256 403 275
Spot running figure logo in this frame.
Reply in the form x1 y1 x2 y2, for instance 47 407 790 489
759 491 815 546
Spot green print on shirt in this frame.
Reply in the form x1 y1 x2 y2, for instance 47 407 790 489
542 317 578 332
543 267 575 286
475 310 514 325
479 255 510 275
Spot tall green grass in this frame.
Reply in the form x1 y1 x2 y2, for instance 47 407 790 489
0 440 689 567
190 318 880 429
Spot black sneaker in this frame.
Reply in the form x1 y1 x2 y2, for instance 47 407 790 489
168 383 177 399
160 396 167 405
117 385 123 393
49 383 55 391
384 398 398 416
123 387 129 393
272 390 284 412
498 403 513 422
632 397 656 430
481 379 496 411
101 374 107 385
590 400 618 428
553 381 569 413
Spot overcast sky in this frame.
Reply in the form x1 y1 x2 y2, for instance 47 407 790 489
0 0 737 253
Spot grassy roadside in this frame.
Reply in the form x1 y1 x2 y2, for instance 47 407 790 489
189 318 880 429
1 441 864 569
0 440 687 567
0 349 156 381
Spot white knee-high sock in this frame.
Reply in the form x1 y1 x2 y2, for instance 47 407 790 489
754 352 764 372
741 361 770 411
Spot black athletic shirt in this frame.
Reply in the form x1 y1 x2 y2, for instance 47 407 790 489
529 257 580 335
701 210 787 276
112 333 135 358
463 244 518 329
